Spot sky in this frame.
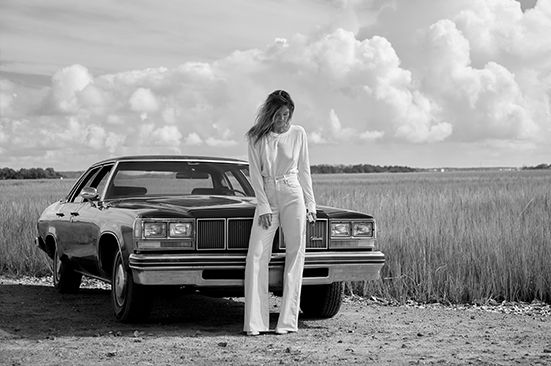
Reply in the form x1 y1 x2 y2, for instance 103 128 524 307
0 0 549 170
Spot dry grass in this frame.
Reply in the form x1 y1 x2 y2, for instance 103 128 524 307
1 170 550 304
0 179 75 275
314 169 551 303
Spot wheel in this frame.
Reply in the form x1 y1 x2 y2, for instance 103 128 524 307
111 251 152 322
53 243 82 293
300 282 343 318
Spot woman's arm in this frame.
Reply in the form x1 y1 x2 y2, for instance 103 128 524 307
297 126 316 215
248 139 272 217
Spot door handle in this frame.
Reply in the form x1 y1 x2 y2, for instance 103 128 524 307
70 212 79 216
56 212 64 217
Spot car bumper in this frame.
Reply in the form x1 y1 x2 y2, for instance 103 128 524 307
129 251 385 287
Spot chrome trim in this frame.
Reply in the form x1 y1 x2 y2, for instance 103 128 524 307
129 251 385 286
329 238 375 249
135 240 195 251
116 158 248 165
100 161 119 202
128 251 385 265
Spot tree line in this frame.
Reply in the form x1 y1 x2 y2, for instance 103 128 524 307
0 167 63 180
522 163 551 170
310 164 418 174
0 164 419 180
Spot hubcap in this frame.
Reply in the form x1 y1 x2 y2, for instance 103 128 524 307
114 262 127 306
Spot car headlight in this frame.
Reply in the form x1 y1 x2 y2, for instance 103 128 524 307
352 222 374 237
331 222 351 237
169 222 193 237
143 222 166 238
134 219 195 250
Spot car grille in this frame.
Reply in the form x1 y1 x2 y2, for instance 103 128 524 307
280 219 328 250
196 218 327 250
196 219 225 249
227 218 253 249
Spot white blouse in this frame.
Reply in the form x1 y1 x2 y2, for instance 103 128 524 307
247 124 316 216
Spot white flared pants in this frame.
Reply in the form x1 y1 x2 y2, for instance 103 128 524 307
244 174 306 333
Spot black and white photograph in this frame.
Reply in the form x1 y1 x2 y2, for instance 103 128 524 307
0 0 550 364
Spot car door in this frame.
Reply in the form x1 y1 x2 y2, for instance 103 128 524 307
58 165 113 275
55 167 100 268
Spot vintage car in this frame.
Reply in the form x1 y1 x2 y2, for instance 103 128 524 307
36 156 384 322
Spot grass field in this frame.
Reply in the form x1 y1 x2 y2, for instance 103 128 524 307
1 170 550 304
0 179 75 275
314 170 551 304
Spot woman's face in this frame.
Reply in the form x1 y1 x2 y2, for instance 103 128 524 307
272 106 291 133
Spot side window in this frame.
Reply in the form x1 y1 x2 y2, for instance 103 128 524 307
70 167 101 203
93 165 113 198
71 165 113 203
223 168 253 196
225 171 241 190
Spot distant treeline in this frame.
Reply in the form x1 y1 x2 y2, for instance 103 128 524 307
1 164 419 179
311 164 418 174
522 163 551 170
0 167 63 180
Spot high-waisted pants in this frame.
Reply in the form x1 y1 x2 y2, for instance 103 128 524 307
244 174 306 333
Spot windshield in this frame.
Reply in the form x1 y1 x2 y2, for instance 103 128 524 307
104 161 253 199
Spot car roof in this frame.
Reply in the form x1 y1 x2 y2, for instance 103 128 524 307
92 155 248 167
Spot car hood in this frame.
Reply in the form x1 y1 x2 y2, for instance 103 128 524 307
106 195 373 219
108 196 257 218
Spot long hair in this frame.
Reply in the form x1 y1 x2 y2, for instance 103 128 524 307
247 90 295 145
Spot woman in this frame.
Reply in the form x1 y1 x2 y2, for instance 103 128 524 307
244 90 316 336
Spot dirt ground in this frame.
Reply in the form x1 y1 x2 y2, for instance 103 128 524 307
0 276 550 365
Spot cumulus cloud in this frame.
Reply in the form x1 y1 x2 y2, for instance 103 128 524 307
310 109 383 144
129 88 159 114
455 0 551 63
151 125 182 146
0 80 16 115
248 27 452 143
184 132 203 146
420 19 539 141
1 0 549 168
206 123 238 147
50 64 93 113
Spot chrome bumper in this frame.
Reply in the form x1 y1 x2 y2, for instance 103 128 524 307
129 251 385 287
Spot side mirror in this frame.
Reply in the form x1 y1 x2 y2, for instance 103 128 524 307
80 187 99 201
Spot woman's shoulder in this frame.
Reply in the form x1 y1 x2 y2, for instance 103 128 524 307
290 124 306 135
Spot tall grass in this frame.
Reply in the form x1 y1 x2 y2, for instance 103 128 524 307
1 170 550 304
0 179 75 275
314 170 551 303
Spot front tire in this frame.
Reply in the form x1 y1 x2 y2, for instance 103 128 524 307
300 282 343 318
53 244 82 293
111 251 152 322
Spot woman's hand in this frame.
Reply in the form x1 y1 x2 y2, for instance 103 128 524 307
259 213 272 229
307 211 317 223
